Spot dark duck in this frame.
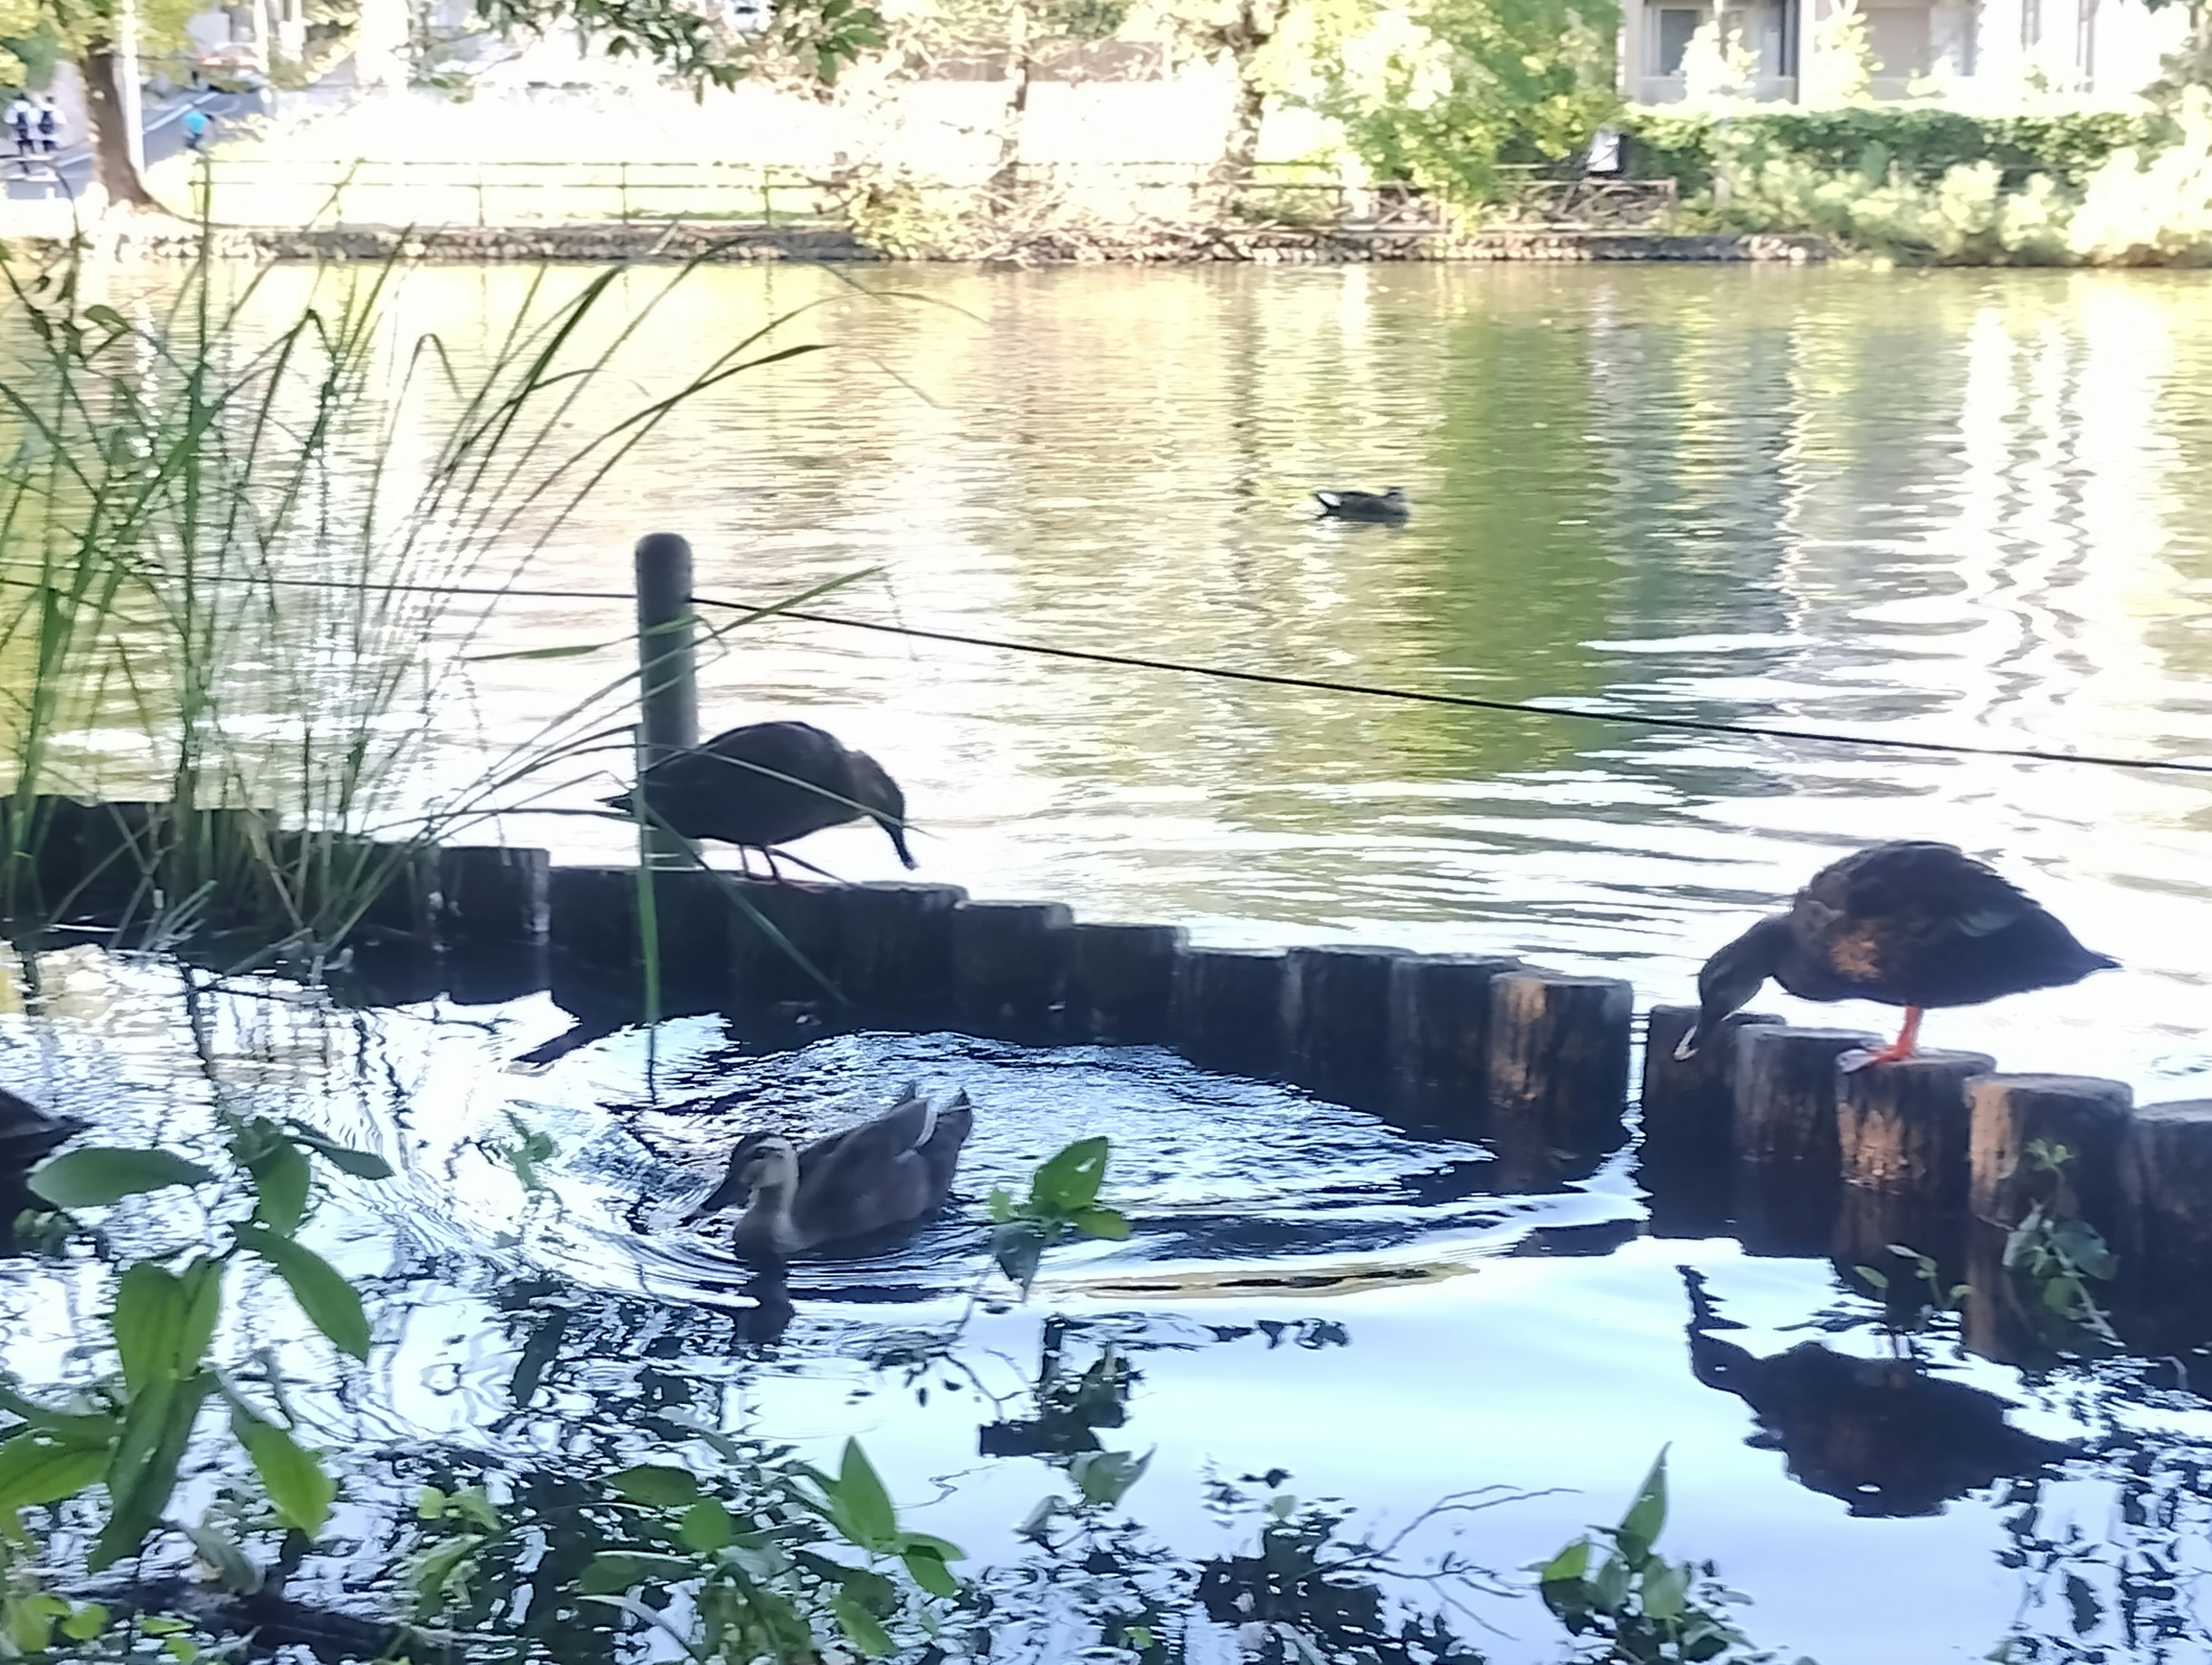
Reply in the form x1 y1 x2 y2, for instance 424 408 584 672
1676 841 2116 1071
1313 487 1409 524
604 719 914 881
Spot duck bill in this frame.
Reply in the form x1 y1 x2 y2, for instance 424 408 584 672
684 1172 752 1223
880 816 918 870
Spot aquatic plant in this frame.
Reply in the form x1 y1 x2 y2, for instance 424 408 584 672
988 1134 1132 1294
2001 1140 2119 1344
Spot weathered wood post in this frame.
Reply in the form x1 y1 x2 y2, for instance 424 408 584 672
1730 1026 1875 1253
1066 923 1188 1042
1172 947 1287 1076
1639 1004 1781 1237
1832 1050 1993 1273
1283 945 1410 1104
1486 971 1634 1177
835 882 967 1017
633 532 698 869
1387 953 1522 1131
1967 1075 2131 1231
2119 1102 2212 1304
951 901 1073 1035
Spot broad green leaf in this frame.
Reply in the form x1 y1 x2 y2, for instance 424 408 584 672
679 1496 736 1552
59 1602 109 1641
986 1186 1016 1223
29 1147 215 1209
1029 1137 1108 1213
836 1439 897 1550
607 1463 700 1508
902 1546 958 1598
113 1259 222 1395
3 1593 66 1654
578 1551 696 1594
281 1123 395 1181
0 1433 108 1510
245 1132 312 1237
1589 1551 1632 1615
93 1373 213 1570
448 1485 502 1531
1642 1557 1690 1621
236 1228 370 1360
1538 1536 1590 1584
832 1588 892 1658
232 1409 336 1537
1069 1447 1151 1507
1073 1205 1131 1242
990 1221 1048 1294
1616 1446 1670 1562
893 1530 965 1562
412 1533 484 1611
81 304 127 331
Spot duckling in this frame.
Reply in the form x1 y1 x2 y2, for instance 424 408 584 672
1313 487 1410 524
604 720 914 881
1676 841 2116 1072
684 1086 972 1260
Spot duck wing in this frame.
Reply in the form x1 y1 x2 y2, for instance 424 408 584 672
640 722 863 848
1791 842 2108 1006
791 1089 968 1246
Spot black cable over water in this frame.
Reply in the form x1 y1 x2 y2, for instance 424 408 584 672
14 564 2210 779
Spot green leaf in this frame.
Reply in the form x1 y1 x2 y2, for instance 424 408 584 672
832 1588 892 1657
448 1486 502 1531
985 1187 1016 1223
1538 1537 1590 1585
82 304 126 331
1069 1447 1151 1507
892 1530 965 1562
1616 1446 1670 1562
578 1551 696 1594
3 1593 66 1654
990 1220 1049 1294
1590 1551 1633 1615
412 1533 484 1611
1030 1137 1109 1213
607 1463 700 1508
902 1546 959 1598
244 1131 312 1237
281 1123 395 1181
113 1259 222 1395
464 637 624 663
236 1227 370 1360
29 1147 216 1209
59 1602 109 1642
93 1372 213 1570
183 1517 263 1594
679 1496 736 1552
0 1433 109 1511
836 1439 897 1550
1642 1556 1690 1621
232 1409 336 1537
1072 1205 1132 1242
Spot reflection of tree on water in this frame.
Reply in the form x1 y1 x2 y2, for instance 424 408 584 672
1682 1268 2077 1519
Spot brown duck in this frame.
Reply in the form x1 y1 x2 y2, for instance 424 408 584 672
604 720 914 881
1676 841 2116 1071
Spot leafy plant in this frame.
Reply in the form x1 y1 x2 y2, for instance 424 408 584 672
987 1136 1132 1294
1538 1450 1802 1663
1853 1242 1969 1337
2002 1140 2119 1344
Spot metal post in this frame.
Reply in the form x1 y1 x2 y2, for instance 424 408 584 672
633 533 699 865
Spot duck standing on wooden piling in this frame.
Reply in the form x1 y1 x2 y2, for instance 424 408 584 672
683 1085 972 1260
1675 841 2116 1072
1313 487 1410 524
603 719 915 882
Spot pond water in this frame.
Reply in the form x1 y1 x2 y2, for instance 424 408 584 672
6 263 2212 1663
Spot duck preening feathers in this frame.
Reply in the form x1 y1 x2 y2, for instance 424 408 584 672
684 1085 972 1261
603 720 914 879
1676 841 2116 1071
1313 487 1410 524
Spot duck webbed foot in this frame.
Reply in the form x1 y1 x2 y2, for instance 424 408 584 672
1838 1007 1925 1075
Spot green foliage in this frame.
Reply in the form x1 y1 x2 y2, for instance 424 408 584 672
1539 1450 1794 1663
1853 1242 1968 1336
27 1147 216 1209
988 1136 1132 1294
1300 0 1619 206
471 0 885 86
2002 1140 2119 1343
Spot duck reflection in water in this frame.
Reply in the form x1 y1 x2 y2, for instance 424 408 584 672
1681 1269 2077 1518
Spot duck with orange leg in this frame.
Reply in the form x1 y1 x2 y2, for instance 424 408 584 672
1675 841 2117 1073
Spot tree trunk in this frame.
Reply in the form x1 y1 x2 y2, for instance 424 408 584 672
81 50 160 211
1212 52 1267 192
988 0 1033 203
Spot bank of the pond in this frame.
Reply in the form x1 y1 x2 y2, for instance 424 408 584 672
10 219 1840 264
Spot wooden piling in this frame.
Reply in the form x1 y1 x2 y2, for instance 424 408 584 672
1836 1050 1995 1204
1283 945 1411 1102
632 532 698 870
1641 1004 1782 1164
1732 1026 1879 1177
1171 947 1286 1076
1066 923 1188 1042
1387 953 1522 1131
547 864 730 994
834 881 965 1015
2119 1101 2212 1289
1486 972 1634 1158
950 901 1073 1034
435 845 551 945
728 879 846 1003
1967 1074 2131 1232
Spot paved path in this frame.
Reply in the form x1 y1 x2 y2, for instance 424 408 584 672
2 88 263 201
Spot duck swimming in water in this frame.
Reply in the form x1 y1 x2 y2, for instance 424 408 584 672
684 1086 972 1261
604 719 914 882
1676 841 2116 1072
1313 487 1410 524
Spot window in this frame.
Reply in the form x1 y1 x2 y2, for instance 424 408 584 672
1657 7 1703 74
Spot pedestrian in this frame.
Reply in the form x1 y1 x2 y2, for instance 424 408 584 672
36 97 56 156
181 106 209 153
5 93 33 173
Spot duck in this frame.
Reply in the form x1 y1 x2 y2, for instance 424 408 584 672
603 719 914 882
1675 841 2116 1072
683 1085 972 1260
1313 487 1410 524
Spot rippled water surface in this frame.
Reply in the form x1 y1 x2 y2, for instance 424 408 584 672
7 264 2212 1663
